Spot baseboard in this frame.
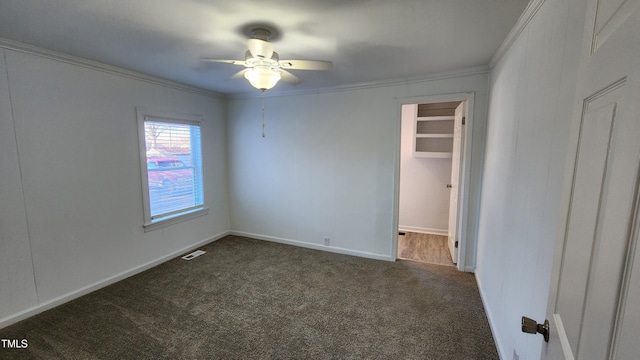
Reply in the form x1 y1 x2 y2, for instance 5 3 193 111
398 225 448 236
475 272 507 360
0 230 231 330
230 231 392 261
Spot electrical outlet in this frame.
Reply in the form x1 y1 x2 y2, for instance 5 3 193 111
324 237 330 246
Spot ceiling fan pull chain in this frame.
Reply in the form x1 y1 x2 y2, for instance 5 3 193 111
261 90 266 138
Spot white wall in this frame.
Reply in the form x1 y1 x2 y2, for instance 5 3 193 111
476 0 587 358
0 46 230 326
0 49 38 323
227 72 488 265
398 104 451 235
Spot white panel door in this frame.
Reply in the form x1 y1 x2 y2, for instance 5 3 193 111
543 1 640 359
448 102 464 263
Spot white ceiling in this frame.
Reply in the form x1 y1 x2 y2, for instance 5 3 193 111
0 0 530 95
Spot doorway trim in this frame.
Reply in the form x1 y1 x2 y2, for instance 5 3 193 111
392 92 475 272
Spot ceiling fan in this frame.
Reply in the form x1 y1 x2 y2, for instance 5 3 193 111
202 27 332 90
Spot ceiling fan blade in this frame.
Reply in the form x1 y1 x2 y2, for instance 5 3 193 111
230 69 249 80
279 60 332 71
201 58 247 66
247 39 274 59
279 69 301 85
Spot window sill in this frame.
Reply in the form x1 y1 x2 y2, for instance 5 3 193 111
143 207 209 232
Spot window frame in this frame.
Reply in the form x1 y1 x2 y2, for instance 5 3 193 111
136 107 208 232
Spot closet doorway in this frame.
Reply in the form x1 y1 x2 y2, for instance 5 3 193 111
393 93 473 271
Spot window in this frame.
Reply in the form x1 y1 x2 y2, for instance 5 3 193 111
137 108 207 231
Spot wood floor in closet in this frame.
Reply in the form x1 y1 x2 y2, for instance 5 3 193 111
397 232 454 266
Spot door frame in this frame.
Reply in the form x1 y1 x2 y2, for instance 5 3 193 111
392 92 475 271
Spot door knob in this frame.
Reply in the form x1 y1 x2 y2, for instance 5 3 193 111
446 184 452 188
521 316 549 342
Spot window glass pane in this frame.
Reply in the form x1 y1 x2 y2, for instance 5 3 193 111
143 120 203 220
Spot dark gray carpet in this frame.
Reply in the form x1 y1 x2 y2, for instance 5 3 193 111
0 235 498 359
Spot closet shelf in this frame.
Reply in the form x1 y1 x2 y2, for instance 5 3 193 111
413 114 455 158
416 133 454 138
416 116 455 121
413 151 453 158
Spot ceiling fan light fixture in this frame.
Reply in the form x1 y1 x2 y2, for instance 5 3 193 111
244 66 281 90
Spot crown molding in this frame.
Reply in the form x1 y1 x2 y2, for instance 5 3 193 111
227 65 490 100
0 37 225 99
489 0 547 69
0 37 490 101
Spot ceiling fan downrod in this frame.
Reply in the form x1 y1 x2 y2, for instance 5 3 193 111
251 28 271 41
